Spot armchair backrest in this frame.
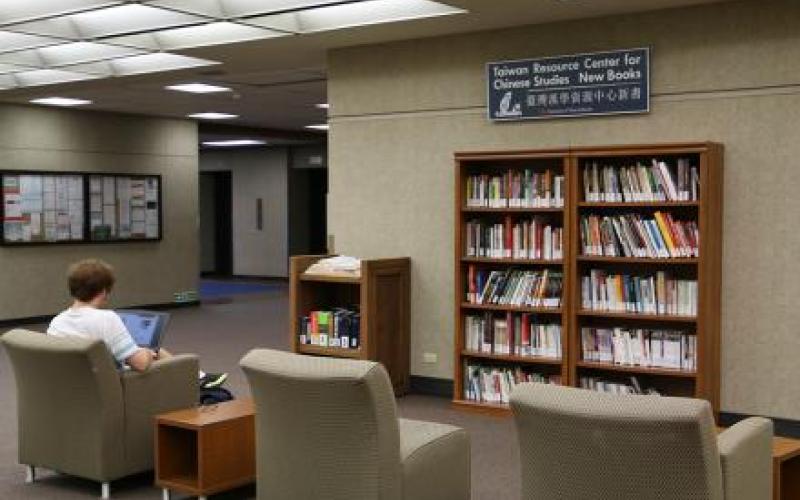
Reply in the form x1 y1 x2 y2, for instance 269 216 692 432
510 383 724 500
1 329 126 481
240 348 402 500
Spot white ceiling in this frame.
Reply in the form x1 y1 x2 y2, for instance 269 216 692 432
0 0 731 135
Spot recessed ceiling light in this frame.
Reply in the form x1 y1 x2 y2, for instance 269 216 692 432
202 139 267 147
316 103 329 109
188 112 239 120
305 124 329 131
30 97 92 106
166 83 232 94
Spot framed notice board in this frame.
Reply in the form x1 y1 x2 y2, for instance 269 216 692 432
88 174 162 242
1 172 85 244
1 171 162 245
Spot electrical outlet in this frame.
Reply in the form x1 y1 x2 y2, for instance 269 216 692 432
423 352 438 364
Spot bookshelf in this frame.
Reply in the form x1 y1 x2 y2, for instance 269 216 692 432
290 255 411 394
453 143 722 415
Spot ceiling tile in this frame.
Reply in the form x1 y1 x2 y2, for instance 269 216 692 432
105 21 286 51
13 68 100 87
0 1 122 25
248 0 465 33
148 0 348 18
0 31 60 53
37 42 146 67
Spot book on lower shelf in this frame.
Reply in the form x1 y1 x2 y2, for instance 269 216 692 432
581 269 697 316
464 363 562 405
579 375 662 396
580 212 699 258
466 266 562 307
466 168 565 208
580 327 696 371
582 158 698 202
465 216 563 260
298 308 360 349
464 312 561 358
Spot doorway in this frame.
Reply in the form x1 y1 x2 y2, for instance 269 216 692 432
199 171 233 277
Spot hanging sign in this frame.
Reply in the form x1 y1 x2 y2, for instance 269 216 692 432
487 47 650 121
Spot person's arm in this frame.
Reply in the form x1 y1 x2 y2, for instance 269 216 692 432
126 348 155 372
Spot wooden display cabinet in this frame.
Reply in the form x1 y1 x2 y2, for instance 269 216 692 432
290 255 411 395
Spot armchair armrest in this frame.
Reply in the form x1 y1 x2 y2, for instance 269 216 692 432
717 417 773 500
119 354 200 472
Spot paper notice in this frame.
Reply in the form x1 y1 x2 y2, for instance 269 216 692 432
5 194 21 218
67 176 82 200
44 190 56 210
89 176 102 194
43 176 56 193
103 177 115 204
29 212 41 237
90 193 102 212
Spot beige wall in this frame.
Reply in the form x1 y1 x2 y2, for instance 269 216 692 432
328 0 800 418
200 148 289 277
0 104 199 320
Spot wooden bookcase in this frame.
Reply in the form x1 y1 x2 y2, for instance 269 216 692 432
453 143 722 415
290 255 411 395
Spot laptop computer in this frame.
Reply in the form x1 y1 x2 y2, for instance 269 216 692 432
116 310 170 351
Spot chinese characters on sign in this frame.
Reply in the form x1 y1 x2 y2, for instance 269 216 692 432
487 48 649 121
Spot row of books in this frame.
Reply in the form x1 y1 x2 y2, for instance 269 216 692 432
464 313 562 358
582 159 699 202
465 170 565 208
581 270 698 316
297 309 360 349
581 327 697 371
579 376 662 396
466 266 563 307
580 213 699 258
464 364 561 404
465 218 563 260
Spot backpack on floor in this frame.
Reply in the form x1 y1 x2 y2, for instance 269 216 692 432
200 386 234 405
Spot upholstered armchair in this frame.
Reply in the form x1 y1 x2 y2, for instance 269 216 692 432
240 348 471 500
510 383 773 500
2 329 199 498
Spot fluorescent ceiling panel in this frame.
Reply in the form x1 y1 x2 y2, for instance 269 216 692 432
30 97 92 106
305 124 329 131
202 139 266 147
107 22 284 51
188 112 239 120
36 42 144 67
0 63 29 74
13 69 99 87
166 83 232 93
249 0 465 33
149 0 344 18
0 74 16 89
108 53 219 76
0 0 121 25
9 4 204 39
0 31 59 53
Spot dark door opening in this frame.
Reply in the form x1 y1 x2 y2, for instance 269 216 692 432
199 171 233 277
288 167 328 256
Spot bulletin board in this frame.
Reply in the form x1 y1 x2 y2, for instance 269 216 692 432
88 174 162 242
0 171 162 245
1 172 85 244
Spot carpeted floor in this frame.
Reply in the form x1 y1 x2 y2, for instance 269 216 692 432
0 284 519 500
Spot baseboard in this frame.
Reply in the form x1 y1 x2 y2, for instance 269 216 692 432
409 375 453 398
0 300 200 330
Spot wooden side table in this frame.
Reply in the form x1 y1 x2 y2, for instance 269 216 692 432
773 436 800 500
155 399 255 500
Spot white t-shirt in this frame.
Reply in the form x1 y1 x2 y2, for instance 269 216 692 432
47 307 140 368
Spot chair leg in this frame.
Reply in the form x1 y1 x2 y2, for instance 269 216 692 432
24 465 35 483
101 481 110 499
162 488 170 500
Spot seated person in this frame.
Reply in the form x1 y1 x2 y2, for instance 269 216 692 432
47 258 227 388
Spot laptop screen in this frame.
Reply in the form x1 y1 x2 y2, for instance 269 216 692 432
116 310 169 349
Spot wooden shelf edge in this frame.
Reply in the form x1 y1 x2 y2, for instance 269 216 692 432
296 345 363 359
576 310 697 322
461 303 563 314
462 257 563 265
577 256 698 264
298 273 361 284
576 361 697 378
156 477 201 494
578 201 699 208
461 350 563 365
451 399 512 416
462 206 564 213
